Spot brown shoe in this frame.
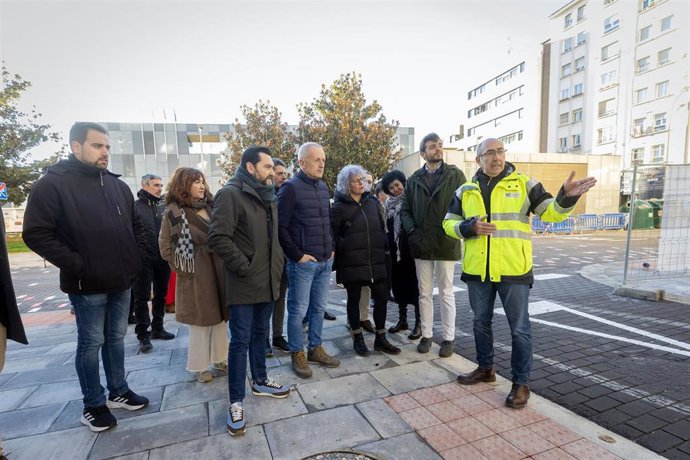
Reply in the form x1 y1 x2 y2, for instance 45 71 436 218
360 320 376 334
307 345 340 368
291 351 313 379
456 366 496 385
506 383 530 409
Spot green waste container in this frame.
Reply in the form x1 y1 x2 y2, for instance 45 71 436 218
620 200 654 229
646 199 663 229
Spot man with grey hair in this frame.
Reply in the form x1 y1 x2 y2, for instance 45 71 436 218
133 173 174 353
278 142 340 378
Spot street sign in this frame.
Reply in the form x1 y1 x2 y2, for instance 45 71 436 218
0 182 7 201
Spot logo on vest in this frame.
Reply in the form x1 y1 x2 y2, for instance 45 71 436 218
505 192 520 198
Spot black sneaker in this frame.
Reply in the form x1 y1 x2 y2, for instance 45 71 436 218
151 329 175 340
107 390 149 411
81 405 117 432
323 311 336 321
417 337 432 354
139 338 153 353
273 336 290 353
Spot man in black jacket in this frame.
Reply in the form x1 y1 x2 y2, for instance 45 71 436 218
133 174 174 353
208 147 289 436
23 122 149 433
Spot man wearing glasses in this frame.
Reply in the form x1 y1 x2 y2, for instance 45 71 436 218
400 133 466 358
442 137 596 409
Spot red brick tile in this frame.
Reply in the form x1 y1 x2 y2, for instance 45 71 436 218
441 443 488 460
409 387 448 406
418 423 467 451
471 434 528 459
384 393 421 412
498 406 549 425
531 448 578 459
474 409 523 433
447 415 495 442
527 420 582 447
398 406 443 431
450 394 493 415
560 439 623 460
463 381 495 394
501 426 556 456
436 382 471 399
427 400 468 423
476 389 509 408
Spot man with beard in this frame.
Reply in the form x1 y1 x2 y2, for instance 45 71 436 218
400 133 466 358
209 147 289 436
133 174 175 353
443 137 596 408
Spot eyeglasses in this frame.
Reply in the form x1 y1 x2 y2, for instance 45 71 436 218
350 177 367 185
480 148 507 158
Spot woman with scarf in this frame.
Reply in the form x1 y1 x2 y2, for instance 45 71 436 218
332 164 400 357
159 167 228 383
381 170 421 340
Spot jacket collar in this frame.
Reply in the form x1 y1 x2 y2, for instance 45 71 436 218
296 170 322 186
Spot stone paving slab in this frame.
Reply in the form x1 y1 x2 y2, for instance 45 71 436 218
126 362 195 390
355 398 413 439
0 362 79 389
3 425 97 460
296 372 391 411
160 377 228 411
148 427 272 459
264 405 380 460
0 402 67 439
0 385 36 412
2 351 73 373
324 353 397 379
357 432 442 460
370 360 455 394
18 379 83 409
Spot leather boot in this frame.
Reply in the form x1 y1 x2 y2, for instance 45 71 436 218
506 383 530 409
408 304 421 340
374 332 401 355
457 366 496 385
352 332 369 356
388 305 408 333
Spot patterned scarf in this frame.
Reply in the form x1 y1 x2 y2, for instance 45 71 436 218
386 193 405 262
166 202 195 273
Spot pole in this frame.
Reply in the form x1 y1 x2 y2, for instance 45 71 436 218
198 125 205 174
622 161 638 285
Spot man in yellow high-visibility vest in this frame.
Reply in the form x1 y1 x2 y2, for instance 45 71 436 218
443 137 596 408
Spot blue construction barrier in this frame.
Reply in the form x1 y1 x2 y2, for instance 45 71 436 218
576 214 600 232
547 217 575 234
600 213 627 230
531 216 547 233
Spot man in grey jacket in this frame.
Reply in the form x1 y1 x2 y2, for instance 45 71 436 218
208 146 289 437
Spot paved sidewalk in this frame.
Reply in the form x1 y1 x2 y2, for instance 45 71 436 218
1 307 660 460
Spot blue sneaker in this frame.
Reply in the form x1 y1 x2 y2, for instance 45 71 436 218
251 378 290 398
227 402 246 436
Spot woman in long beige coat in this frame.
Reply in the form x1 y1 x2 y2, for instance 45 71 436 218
159 167 228 383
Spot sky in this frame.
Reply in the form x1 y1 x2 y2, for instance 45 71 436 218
1 0 560 160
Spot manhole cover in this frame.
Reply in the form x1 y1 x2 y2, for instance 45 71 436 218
302 452 378 460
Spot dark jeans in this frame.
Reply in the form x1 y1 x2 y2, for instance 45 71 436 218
134 263 171 340
228 302 273 403
343 279 388 332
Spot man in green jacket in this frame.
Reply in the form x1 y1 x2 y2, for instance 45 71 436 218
400 133 466 357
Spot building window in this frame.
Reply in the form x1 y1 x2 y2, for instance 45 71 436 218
573 108 583 122
597 127 614 144
577 5 585 21
575 57 585 71
560 113 570 125
639 25 651 41
635 87 648 104
651 144 665 163
598 98 615 117
601 42 618 61
658 48 671 66
637 56 650 73
661 15 672 32
601 70 617 87
563 37 573 52
604 15 620 33
573 83 583 96
561 88 570 100
572 134 582 149
559 137 568 151
577 31 586 45
656 80 669 98
632 148 644 162
633 118 646 136
654 113 667 131
562 63 572 77
565 13 573 28
641 0 656 11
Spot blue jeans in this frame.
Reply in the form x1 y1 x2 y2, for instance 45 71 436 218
69 289 131 408
466 281 532 385
286 258 333 352
228 302 273 403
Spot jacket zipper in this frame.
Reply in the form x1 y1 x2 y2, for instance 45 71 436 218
361 201 374 283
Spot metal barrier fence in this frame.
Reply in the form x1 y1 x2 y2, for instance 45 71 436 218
623 163 690 284
531 213 626 234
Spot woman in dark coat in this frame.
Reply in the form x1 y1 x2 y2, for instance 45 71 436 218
381 170 421 340
332 164 400 357
159 167 228 383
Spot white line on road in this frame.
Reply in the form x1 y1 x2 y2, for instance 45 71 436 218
28 307 41 313
17 295 27 299
45 295 55 300
432 286 465 295
28 283 38 286
534 274 571 281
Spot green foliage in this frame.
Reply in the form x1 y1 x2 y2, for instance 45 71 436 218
5 232 30 253
295 72 400 190
0 63 64 205
219 100 297 178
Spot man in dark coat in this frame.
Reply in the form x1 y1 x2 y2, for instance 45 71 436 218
208 146 290 437
23 122 149 433
133 173 174 353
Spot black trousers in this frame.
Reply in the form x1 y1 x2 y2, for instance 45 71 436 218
344 279 387 332
134 263 171 340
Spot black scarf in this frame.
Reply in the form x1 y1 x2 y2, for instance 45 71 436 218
235 165 275 204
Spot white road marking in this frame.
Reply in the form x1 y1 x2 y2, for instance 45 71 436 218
28 283 38 286
28 307 41 313
17 295 27 299
432 286 465 295
45 295 55 300
534 274 571 281
57 303 68 308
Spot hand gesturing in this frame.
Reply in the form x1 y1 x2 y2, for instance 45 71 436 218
563 171 597 197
